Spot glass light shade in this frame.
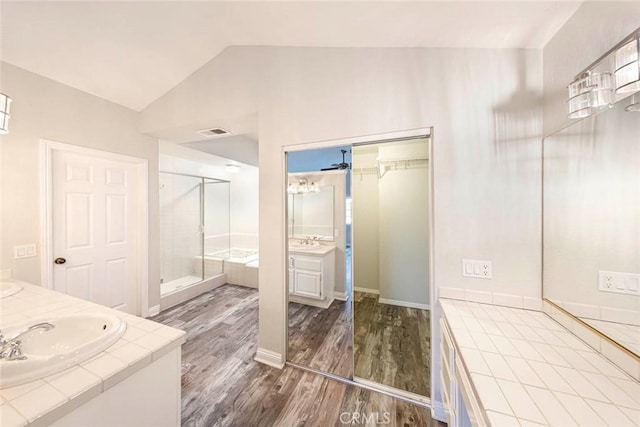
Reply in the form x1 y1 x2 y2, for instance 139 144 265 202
614 38 640 93
0 93 11 134
567 73 612 119
626 93 640 112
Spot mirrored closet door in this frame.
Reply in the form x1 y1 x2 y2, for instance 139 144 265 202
286 147 353 378
352 137 431 400
285 131 433 403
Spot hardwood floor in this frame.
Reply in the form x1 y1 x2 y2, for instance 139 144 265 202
152 285 443 427
287 299 353 378
354 292 431 397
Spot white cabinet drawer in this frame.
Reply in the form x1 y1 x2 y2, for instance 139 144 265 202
291 256 323 272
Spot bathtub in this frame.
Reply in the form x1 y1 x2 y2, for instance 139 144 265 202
198 248 259 288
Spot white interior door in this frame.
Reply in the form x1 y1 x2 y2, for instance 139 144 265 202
52 150 139 314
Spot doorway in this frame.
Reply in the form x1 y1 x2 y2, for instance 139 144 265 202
284 127 434 405
41 140 149 316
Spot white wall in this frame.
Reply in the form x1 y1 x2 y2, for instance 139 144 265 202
352 150 380 293
378 142 430 307
140 47 544 411
0 62 161 307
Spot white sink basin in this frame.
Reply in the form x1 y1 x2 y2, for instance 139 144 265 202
289 243 320 250
0 313 126 388
0 281 23 299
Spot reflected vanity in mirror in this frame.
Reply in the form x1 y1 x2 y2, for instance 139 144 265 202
543 96 640 358
286 160 352 378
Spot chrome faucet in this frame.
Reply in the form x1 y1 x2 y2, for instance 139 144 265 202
0 322 55 361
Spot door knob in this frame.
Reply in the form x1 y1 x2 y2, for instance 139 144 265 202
54 257 66 265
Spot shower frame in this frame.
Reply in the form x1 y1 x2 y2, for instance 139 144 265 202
159 171 230 294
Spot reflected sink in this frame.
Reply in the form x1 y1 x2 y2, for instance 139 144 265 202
0 281 23 299
0 313 126 388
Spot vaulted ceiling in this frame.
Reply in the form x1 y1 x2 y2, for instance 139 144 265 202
0 1 582 112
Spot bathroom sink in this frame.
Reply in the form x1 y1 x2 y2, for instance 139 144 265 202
289 242 320 250
0 313 127 388
0 281 23 299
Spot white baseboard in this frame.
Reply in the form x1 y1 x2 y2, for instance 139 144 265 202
333 291 348 301
147 305 160 317
378 298 429 310
354 287 379 295
254 348 285 369
289 295 334 309
431 400 448 423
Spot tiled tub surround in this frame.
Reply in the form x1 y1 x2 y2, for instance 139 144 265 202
0 281 186 427
440 298 640 427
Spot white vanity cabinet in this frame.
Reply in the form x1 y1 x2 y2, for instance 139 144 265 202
440 318 487 427
288 246 335 308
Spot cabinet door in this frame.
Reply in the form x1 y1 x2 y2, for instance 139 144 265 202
288 268 295 293
293 270 322 299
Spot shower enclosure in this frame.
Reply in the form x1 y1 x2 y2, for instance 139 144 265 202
159 171 230 296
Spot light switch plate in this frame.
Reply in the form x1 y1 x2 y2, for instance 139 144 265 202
14 244 37 259
462 259 492 279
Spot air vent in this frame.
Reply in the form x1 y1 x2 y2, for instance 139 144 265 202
197 127 230 137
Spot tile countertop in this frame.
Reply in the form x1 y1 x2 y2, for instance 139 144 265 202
0 280 186 427
440 298 640 427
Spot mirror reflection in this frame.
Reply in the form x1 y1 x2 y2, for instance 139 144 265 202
352 137 431 398
286 148 352 378
288 182 335 241
543 97 640 357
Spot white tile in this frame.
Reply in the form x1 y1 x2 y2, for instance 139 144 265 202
482 352 519 382
471 332 499 353
494 322 524 340
122 326 147 341
452 328 477 349
439 287 465 300
503 356 546 388
552 346 598 373
134 319 163 333
465 290 492 304
553 392 606 427
459 348 492 376
81 352 128 380
527 361 575 394
486 411 520 427
1 380 46 401
530 342 570 367
578 351 629 379
497 379 546 424
0 403 28 427
9 384 67 423
134 332 172 352
45 367 101 399
154 325 186 342
510 339 546 362
580 371 637 409
524 386 577 427
523 297 542 311
600 339 639 380
109 342 153 367
619 407 640 426
586 399 637 427
610 377 640 406
489 335 521 357
492 293 523 309
471 374 513 415
553 366 607 402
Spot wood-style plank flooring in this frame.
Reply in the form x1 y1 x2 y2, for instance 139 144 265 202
152 285 442 426
287 299 353 378
354 292 431 397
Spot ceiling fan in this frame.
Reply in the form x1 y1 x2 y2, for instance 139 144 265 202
321 149 351 171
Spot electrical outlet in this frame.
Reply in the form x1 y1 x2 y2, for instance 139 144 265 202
463 259 492 279
598 270 640 296
13 244 37 259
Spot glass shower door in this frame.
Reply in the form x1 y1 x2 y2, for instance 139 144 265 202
203 180 230 279
160 172 204 295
